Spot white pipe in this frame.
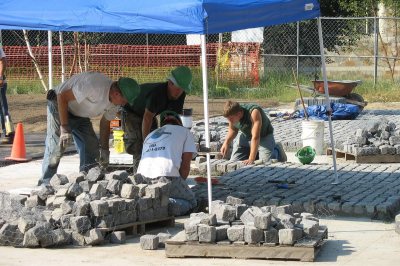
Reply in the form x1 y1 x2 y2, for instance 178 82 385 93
59 32 65 82
318 18 339 184
48 31 53 89
200 34 213 213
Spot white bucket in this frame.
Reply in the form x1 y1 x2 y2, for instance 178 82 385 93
301 120 325 155
180 108 193 129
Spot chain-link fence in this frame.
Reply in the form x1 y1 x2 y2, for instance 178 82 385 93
1 17 399 97
264 17 400 86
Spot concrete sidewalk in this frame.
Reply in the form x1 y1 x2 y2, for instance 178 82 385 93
0 154 400 265
0 213 398 265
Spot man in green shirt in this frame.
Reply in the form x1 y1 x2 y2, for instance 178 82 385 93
220 100 287 164
122 66 192 172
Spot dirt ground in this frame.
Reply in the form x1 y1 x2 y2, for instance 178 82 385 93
6 94 280 134
5 94 400 134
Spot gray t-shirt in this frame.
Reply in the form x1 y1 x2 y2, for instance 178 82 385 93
55 72 118 120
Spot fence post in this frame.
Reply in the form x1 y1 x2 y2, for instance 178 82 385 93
374 16 379 87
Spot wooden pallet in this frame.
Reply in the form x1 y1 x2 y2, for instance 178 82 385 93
326 148 400 163
98 216 175 236
165 226 327 262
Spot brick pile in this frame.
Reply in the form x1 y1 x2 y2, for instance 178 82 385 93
139 232 172 250
336 119 400 156
183 196 322 245
0 167 171 248
191 121 228 154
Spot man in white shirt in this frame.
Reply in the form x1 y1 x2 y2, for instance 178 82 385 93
137 110 197 215
40 72 140 185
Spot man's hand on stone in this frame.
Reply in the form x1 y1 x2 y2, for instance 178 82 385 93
59 125 73 150
242 159 255 165
220 143 229 158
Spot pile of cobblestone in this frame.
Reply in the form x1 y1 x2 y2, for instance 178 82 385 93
191 120 228 153
0 167 171 248
336 119 400 156
183 196 322 245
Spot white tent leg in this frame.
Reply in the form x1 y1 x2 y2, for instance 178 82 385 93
48 31 53 89
59 31 65 82
200 34 213 212
318 18 339 184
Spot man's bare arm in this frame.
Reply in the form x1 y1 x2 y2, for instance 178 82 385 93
179 152 193 179
220 122 238 157
57 89 76 128
245 109 262 164
142 108 155 141
99 115 111 149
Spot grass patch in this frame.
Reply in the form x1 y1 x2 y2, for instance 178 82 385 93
5 69 400 103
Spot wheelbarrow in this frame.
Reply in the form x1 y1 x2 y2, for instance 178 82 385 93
290 80 367 110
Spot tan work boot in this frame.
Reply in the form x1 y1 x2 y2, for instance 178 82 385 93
0 133 14 144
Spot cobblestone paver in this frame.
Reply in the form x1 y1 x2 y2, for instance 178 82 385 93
192 162 400 220
192 109 400 220
273 109 400 151
197 109 400 152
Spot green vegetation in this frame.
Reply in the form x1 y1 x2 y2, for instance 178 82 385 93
6 68 400 103
7 79 46 95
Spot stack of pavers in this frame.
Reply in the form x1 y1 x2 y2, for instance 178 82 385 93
183 196 323 246
191 120 227 155
335 119 400 157
0 167 171 248
191 120 255 176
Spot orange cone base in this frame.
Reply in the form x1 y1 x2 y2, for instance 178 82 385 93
5 123 31 162
5 156 31 162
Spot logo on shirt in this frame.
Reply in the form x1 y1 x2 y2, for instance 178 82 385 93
148 127 171 142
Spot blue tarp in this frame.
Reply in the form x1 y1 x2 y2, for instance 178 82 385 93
0 0 320 34
294 103 361 121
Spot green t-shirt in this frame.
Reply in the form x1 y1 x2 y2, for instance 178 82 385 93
235 103 273 139
127 82 186 117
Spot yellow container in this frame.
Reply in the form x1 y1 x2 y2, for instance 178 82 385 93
113 128 125 153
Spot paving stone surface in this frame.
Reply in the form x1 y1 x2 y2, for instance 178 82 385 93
192 162 400 220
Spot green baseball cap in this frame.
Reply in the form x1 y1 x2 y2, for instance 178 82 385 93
168 66 193 93
160 110 182 126
118 77 140 105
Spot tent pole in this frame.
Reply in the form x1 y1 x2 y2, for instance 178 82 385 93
318 18 339 185
200 34 213 212
48 31 53 90
59 32 65 82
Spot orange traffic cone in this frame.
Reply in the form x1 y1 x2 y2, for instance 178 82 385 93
5 123 31 162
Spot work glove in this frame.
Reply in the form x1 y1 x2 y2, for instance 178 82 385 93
59 125 73 151
98 148 110 169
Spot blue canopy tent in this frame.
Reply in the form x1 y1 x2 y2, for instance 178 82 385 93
0 0 339 210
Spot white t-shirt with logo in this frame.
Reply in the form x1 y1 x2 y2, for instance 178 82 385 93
55 72 118 120
138 124 197 179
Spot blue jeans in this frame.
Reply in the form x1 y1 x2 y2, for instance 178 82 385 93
40 97 100 185
230 131 277 162
0 82 9 134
